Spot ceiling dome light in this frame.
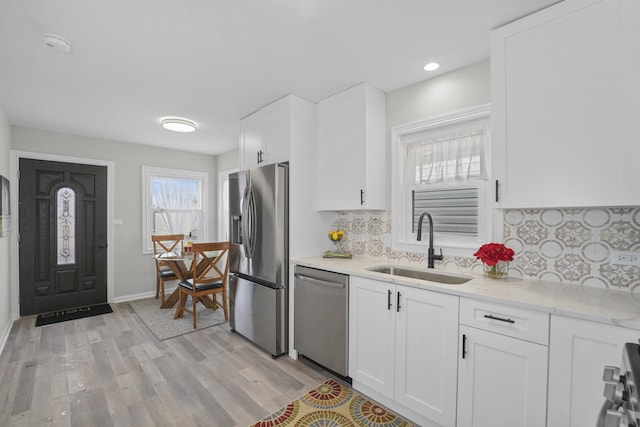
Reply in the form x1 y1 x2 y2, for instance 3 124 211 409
44 33 72 54
160 117 197 133
423 62 440 71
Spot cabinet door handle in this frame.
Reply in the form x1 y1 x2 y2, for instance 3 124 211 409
396 292 401 312
484 314 515 324
360 189 364 205
462 334 467 359
495 180 499 203
387 289 392 310
257 150 261 164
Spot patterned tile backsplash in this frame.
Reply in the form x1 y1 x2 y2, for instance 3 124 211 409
334 207 640 291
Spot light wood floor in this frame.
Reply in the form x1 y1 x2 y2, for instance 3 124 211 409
0 302 330 427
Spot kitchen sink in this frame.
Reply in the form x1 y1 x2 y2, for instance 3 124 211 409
367 265 472 285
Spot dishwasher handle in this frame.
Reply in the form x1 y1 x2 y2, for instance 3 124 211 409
294 274 345 289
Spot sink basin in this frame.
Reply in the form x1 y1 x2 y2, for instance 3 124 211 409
367 265 472 285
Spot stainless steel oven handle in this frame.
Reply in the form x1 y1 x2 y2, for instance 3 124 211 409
294 274 345 289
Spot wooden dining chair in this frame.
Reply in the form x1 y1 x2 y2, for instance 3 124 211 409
152 234 184 304
174 241 229 329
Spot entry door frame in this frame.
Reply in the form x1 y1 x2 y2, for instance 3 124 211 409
9 150 115 321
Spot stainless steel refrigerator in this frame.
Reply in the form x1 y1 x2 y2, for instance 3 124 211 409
228 162 288 357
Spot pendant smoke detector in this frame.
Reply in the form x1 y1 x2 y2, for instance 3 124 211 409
44 33 72 54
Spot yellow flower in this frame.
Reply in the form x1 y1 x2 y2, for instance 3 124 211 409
328 229 345 241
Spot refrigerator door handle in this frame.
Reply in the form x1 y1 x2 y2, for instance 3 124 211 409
241 186 251 258
242 185 257 258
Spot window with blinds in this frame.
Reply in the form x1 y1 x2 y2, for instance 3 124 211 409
412 187 479 236
390 104 492 257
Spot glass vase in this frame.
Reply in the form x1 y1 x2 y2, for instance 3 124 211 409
483 261 509 279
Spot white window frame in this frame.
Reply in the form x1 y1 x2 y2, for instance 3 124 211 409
391 104 493 258
141 165 208 254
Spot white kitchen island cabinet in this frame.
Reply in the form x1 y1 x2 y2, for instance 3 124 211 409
457 298 549 427
316 83 387 210
547 315 639 427
349 276 458 427
491 0 640 208
239 95 299 170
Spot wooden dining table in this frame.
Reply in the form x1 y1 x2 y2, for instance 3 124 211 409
154 252 217 310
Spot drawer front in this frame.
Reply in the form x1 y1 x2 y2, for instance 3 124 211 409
460 298 549 345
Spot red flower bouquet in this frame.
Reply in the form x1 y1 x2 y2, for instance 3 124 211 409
473 243 515 266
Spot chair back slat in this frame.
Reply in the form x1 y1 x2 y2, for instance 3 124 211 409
191 242 230 285
151 234 185 305
152 234 184 254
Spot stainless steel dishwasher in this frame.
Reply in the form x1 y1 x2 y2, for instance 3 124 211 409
294 265 349 378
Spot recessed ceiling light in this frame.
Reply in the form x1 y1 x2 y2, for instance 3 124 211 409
160 117 197 133
423 62 440 71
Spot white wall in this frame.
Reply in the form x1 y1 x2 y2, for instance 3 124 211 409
11 126 218 300
385 60 490 209
216 148 239 173
386 60 490 129
0 107 11 349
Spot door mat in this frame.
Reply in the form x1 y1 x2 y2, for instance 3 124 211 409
250 378 417 426
35 303 113 327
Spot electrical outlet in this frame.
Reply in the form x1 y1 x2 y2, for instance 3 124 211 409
611 251 640 266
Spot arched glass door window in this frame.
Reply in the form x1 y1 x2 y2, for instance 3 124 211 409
57 187 76 265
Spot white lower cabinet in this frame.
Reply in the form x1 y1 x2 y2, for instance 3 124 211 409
349 276 459 426
457 299 549 427
547 315 640 427
349 277 395 398
347 275 639 427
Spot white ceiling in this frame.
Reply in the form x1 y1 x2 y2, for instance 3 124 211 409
0 0 559 155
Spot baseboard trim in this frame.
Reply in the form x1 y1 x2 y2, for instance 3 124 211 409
112 287 177 304
0 317 14 358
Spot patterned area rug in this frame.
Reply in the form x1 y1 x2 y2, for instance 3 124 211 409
129 297 227 341
251 379 417 427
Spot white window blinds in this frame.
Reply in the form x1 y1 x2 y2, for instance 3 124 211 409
413 187 479 236
404 129 488 185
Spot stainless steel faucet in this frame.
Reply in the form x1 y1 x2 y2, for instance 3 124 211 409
416 212 443 268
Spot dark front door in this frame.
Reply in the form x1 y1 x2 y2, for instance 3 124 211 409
19 159 108 316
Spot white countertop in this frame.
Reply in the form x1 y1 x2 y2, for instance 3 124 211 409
294 256 640 331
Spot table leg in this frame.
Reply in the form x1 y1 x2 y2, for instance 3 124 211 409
158 259 189 309
161 288 180 309
198 296 216 309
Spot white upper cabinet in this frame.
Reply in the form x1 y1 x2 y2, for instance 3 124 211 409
491 0 640 208
316 83 387 210
239 96 292 170
240 110 264 170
